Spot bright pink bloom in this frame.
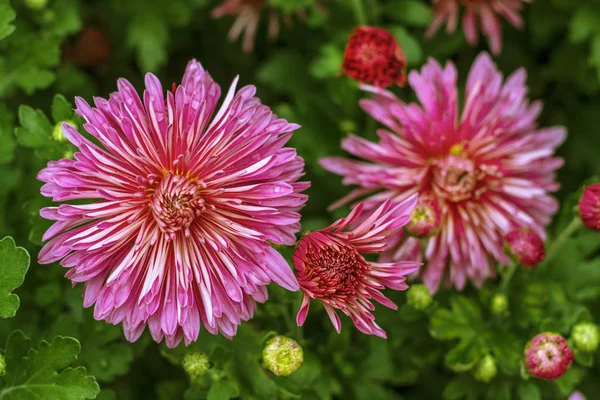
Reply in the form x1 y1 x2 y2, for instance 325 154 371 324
524 332 574 381
321 53 565 291
426 0 530 55
342 26 407 88
37 60 309 348
293 196 420 338
579 183 600 230
212 0 280 53
504 228 545 268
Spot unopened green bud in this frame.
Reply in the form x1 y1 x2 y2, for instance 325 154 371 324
52 120 77 143
182 352 210 382
339 120 357 133
262 335 303 376
491 293 508 315
572 322 600 352
0 353 6 376
473 355 497 383
25 0 48 10
406 284 432 310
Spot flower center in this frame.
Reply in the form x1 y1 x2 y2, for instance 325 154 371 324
432 154 477 202
151 173 205 237
302 239 369 300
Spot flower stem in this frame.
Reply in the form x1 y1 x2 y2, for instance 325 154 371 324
544 217 582 265
501 262 517 292
351 0 367 25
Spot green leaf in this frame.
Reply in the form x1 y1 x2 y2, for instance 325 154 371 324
518 382 541 400
430 296 482 340
384 0 432 27
390 26 423 66
444 337 484 372
570 7 600 43
443 375 476 400
15 104 63 160
310 43 343 79
128 13 168 72
52 94 75 123
0 237 30 319
0 105 15 164
0 3 16 41
487 383 510 400
0 331 100 400
207 379 240 400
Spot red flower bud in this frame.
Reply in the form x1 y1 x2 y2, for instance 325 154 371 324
579 183 600 230
524 332 574 381
504 228 545 268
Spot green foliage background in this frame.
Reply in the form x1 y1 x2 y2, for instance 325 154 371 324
1 0 600 399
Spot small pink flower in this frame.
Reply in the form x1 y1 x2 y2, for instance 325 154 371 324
504 228 545 268
569 392 586 400
321 53 565 291
293 196 420 338
579 183 600 230
524 332 574 381
342 26 407 88
426 0 531 55
405 196 442 238
37 60 309 347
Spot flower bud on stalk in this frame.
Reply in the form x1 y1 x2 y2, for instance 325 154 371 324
490 293 508 315
572 322 600 353
524 332 574 380
182 352 210 382
473 355 497 383
504 228 545 268
262 336 304 377
406 284 433 310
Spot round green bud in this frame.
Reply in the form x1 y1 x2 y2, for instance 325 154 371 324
473 355 497 383
182 352 210 382
491 293 508 315
52 120 77 143
406 284 433 310
339 120 357 134
572 322 600 352
262 336 304 377
25 0 48 10
0 353 6 376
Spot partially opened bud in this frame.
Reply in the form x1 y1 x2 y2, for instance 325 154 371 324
262 336 304 377
473 354 497 383
404 197 442 238
182 352 210 382
406 284 433 310
572 322 600 353
579 184 600 230
504 228 545 268
524 332 574 380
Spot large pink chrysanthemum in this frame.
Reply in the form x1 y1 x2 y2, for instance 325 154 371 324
294 196 420 338
321 53 565 291
38 60 309 347
426 0 530 55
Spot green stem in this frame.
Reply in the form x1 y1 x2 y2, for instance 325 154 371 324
350 0 367 25
501 262 517 292
545 217 582 265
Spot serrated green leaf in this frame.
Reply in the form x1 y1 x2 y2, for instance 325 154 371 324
52 94 75 123
0 4 16 41
15 104 63 160
128 13 168 72
0 237 30 319
384 0 432 27
430 296 482 340
518 382 541 400
444 337 485 372
0 333 100 400
207 379 240 400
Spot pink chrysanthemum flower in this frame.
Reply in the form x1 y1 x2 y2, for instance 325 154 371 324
579 183 600 230
293 196 420 338
212 0 281 53
321 53 566 291
524 332 574 381
37 60 309 348
426 0 530 55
